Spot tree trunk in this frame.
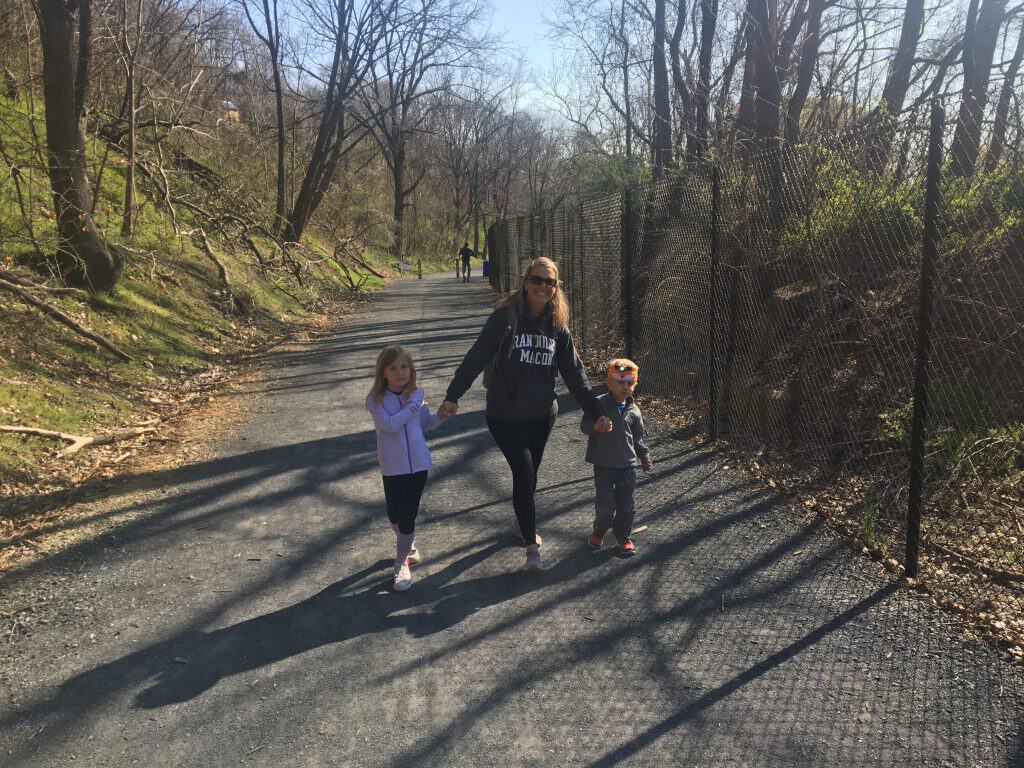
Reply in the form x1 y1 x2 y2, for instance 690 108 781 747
749 0 781 146
270 41 287 232
36 0 121 290
985 19 1024 172
283 107 346 243
620 0 633 160
392 145 405 259
688 0 718 157
121 73 135 236
669 0 692 156
949 0 1007 178
879 0 924 116
74 0 91 136
784 0 824 144
257 0 287 233
857 0 925 168
735 41 756 142
652 0 673 175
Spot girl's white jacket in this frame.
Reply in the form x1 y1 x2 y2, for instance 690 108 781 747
365 388 441 476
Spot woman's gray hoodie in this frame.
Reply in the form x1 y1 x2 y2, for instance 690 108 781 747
445 300 602 422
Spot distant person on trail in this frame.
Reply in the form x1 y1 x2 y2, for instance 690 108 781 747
481 254 491 279
459 242 475 282
366 345 449 591
581 358 653 557
437 257 613 572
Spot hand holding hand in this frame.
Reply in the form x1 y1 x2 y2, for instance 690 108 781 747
594 415 613 433
438 400 458 419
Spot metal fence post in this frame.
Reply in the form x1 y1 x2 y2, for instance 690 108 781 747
709 165 721 441
579 204 588 354
906 100 945 579
621 189 634 360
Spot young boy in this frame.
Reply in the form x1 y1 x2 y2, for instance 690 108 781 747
580 358 654 556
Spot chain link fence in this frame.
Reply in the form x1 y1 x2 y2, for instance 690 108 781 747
488 102 1023 649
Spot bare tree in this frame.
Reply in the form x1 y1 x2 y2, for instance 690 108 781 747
985 16 1024 171
950 0 1009 177
363 0 486 259
239 0 287 231
110 0 145 236
281 0 387 242
784 0 826 144
687 0 717 156
650 0 672 174
749 0 782 146
33 0 122 289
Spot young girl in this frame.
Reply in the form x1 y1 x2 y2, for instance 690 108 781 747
366 345 446 591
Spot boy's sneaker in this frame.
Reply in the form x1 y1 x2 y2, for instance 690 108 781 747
508 520 542 546
393 560 412 591
522 544 542 572
587 531 604 550
616 538 636 557
407 543 421 565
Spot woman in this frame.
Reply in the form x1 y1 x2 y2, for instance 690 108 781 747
439 257 612 571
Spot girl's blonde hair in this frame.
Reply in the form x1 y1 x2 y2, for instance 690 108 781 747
369 345 417 404
495 256 570 332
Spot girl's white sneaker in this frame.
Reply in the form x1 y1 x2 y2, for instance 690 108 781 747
407 543 421 564
393 561 412 591
522 544 541 572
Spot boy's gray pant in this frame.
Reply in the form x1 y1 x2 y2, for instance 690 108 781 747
593 466 637 540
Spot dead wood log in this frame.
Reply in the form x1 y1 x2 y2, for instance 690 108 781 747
928 540 1024 586
185 228 237 313
0 279 132 361
0 269 88 298
0 425 156 456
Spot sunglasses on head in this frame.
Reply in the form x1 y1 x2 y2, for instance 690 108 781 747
527 275 559 287
613 363 635 373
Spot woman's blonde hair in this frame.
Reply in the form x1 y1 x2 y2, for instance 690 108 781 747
369 345 417 404
496 256 570 332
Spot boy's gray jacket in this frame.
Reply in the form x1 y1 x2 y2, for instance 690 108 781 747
581 393 650 468
445 303 602 422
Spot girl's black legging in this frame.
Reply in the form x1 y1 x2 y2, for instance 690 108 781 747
382 470 428 534
486 416 556 547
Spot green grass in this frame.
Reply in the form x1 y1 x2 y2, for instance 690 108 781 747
0 97 371 484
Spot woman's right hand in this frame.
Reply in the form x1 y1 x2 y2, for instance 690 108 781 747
438 400 458 418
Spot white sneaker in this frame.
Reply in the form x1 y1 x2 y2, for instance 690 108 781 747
522 544 541 572
393 560 412 591
407 543 421 565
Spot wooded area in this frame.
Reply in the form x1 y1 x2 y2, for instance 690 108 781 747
0 0 1021 291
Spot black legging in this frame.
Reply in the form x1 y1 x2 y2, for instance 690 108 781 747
486 416 556 547
382 470 428 534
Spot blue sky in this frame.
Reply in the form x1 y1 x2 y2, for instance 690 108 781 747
488 0 559 110
489 0 550 60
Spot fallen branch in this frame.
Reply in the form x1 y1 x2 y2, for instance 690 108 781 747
0 279 133 361
334 260 369 291
927 540 1024 586
0 269 88 298
184 228 238 313
0 425 156 456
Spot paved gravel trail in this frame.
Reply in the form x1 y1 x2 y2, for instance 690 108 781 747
1 274 1022 767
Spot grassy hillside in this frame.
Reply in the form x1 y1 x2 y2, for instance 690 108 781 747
0 97 392 495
